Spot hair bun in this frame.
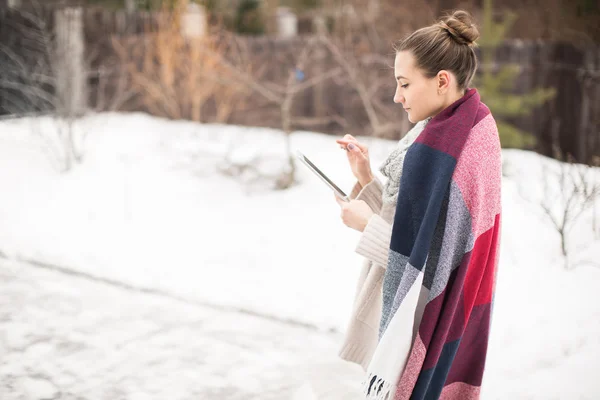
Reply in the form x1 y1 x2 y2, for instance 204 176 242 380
439 10 480 46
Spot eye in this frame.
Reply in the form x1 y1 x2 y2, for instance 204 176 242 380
401 84 409 89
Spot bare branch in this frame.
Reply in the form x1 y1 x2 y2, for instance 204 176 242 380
291 115 348 128
0 79 55 106
320 35 382 134
537 154 600 268
200 45 282 104
292 67 344 94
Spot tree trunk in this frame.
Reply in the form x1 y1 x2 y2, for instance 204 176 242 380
54 7 86 118
578 50 593 163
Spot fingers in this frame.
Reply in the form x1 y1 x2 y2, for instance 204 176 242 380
336 141 361 153
340 134 366 149
336 138 368 153
335 139 356 147
336 138 353 151
337 142 355 154
336 196 348 224
336 134 358 148
346 143 367 160
351 141 369 153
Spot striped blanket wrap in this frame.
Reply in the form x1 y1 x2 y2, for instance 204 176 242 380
364 88 502 400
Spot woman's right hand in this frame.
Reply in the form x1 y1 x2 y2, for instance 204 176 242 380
336 134 373 187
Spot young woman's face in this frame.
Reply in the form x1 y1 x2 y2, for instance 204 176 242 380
393 51 443 123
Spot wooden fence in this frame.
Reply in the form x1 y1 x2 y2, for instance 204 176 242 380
0 4 598 163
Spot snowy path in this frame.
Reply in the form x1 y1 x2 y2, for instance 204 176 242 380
0 258 364 400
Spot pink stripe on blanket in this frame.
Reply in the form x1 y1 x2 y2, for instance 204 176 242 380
394 333 427 400
440 381 481 399
452 113 502 238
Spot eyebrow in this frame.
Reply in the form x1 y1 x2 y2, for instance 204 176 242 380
396 75 408 81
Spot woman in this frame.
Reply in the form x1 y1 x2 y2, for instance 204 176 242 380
335 10 502 400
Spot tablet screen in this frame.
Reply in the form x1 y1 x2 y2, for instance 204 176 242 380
297 152 348 198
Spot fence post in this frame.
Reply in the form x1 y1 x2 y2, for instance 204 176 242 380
181 3 207 38
54 7 87 117
276 7 297 38
125 0 136 13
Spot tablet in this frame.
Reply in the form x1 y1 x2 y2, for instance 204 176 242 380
296 150 349 202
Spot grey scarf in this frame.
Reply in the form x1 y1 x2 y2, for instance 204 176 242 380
378 119 430 205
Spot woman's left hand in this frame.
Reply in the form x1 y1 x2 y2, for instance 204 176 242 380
335 197 374 232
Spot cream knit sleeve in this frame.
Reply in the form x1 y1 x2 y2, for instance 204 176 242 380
348 178 390 266
355 214 392 268
349 178 384 214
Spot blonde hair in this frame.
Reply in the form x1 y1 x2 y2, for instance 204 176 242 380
394 10 480 90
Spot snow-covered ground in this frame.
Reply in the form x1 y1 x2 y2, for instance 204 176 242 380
0 112 599 399
0 257 365 400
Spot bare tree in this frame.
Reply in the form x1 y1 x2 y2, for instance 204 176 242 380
320 35 409 139
537 122 600 269
312 2 416 140
0 5 81 171
541 162 600 269
200 25 413 188
111 2 345 189
0 4 131 172
196 32 345 189
112 3 247 124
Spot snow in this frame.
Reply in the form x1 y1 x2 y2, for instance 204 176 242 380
16 377 58 400
0 112 599 399
0 257 365 400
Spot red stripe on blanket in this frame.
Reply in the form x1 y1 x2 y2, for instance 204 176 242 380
463 214 501 319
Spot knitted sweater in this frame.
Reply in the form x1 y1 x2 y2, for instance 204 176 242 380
338 121 427 370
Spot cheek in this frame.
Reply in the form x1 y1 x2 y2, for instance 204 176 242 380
415 85 436 108
408 87 435 120
408 84 425 102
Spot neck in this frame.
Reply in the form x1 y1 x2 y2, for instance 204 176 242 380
443 89 466 110
432 89 466 118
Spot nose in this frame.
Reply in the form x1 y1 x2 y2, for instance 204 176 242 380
394 86 404 105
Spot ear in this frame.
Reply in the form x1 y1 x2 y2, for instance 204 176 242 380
436 70 451 94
